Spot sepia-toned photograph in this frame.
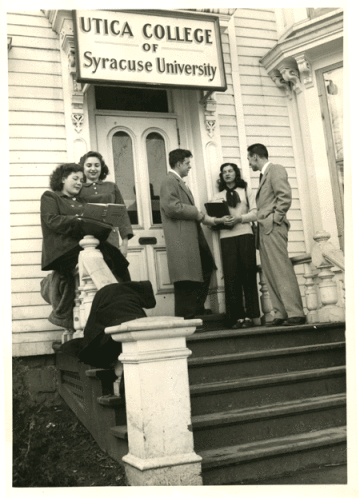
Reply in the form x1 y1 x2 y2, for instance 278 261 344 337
4 2 357 497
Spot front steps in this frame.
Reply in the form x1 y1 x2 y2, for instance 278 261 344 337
53 344 129 464
53 320 346 485
186 321 346 484
200 427 346 485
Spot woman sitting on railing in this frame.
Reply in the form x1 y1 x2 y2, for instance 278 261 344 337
40 162 130 280
40 163 131 329
79 151 133 259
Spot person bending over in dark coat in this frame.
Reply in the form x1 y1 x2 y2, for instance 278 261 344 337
60 281 156 369
78 280 156 368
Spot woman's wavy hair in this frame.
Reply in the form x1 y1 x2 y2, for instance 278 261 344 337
217 163 247 191
80 151 109 180
49 163 84 192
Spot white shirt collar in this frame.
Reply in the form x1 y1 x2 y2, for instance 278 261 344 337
261 161 271 175
170 169 183 180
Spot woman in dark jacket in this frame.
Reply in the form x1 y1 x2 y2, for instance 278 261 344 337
40 162 130 280
79 151 133 258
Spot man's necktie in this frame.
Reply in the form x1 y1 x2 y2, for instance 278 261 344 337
259 173 263 185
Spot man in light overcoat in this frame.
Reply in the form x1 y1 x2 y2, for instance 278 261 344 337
247 143 305 326
160 149 217 319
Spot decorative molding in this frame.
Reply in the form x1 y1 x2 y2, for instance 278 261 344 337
185 8 236 32
279 65 302 94
57 17 85 132
202 93 217 138
260 9 343 73
269 69 292 100
72 113 84 133
260 9 342 96
205 118 216 138
293 53 314 88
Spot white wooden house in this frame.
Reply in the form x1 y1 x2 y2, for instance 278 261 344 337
8 7 344 362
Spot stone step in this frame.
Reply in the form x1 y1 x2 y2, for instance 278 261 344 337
187 322 345 358
192 393 346 451
190 365 346 415
200 426 347 485
110 425 128 440
85 368 117 383
97 394 124 407
188 341 345 384
110 393 346 449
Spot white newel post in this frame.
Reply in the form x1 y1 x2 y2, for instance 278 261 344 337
303 263 319 323
258 268 273 324
105 316 203 486
72 235 118 339
311 231 345 322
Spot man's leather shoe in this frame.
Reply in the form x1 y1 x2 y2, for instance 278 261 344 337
283 316 306 326
265 318 285 327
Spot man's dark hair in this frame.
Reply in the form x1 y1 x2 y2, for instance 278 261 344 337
169 149 193 168
247 143 269 159
218 163 247 191
49 163 84 191
80 151 109 180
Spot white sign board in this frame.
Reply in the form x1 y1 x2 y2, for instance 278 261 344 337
73 9 227 91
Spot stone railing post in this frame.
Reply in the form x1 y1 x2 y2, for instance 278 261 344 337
71 235 118 339
303 263 319 323
105 316 203 486
72 289 83 336
311 231 345 322
258 268 273 324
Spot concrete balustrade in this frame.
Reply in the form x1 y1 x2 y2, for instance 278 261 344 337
258 268 273 324
311 231 345 322
105 316 203 486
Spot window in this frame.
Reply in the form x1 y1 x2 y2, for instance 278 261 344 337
112 131 138 225
145 132 167 225
95 86 169 113
317 63 344 249
307 8 337 20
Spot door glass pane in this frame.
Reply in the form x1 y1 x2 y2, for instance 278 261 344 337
323 66 343 194
146 132 167 225
112 131 138 225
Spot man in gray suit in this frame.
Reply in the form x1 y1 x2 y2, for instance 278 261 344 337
247 143 305 326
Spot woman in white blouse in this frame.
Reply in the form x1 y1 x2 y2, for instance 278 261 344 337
214 163 260 329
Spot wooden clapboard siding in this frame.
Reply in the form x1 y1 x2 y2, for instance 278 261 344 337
10 200 41 214
11 239 42 254
11 252 41 265
8 11 67 357
10 188 48 201
11 225 43 240
215 30 239 161
232 8 306 265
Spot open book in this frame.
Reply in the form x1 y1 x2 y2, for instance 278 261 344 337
82 203 127 227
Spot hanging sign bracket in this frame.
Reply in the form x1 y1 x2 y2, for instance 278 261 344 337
199 90 215 105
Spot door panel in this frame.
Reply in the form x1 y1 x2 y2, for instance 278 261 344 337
96 114 178 315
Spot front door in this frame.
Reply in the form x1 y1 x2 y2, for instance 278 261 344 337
96 114 179 315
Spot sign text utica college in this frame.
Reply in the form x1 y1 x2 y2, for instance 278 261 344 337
73 10 227 91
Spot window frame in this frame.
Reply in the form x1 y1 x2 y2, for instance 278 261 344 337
316 61 344 250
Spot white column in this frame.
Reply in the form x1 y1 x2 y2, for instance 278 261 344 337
106 316 203 486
